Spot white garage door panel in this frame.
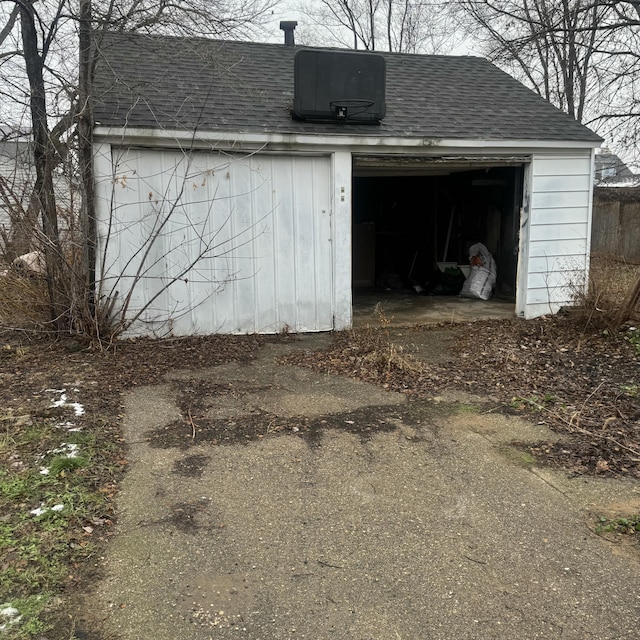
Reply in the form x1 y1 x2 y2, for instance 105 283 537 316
99 149 334 335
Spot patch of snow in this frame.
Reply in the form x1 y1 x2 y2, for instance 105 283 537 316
51 443 79 458
39 467 50 475
51 393 68 408
71 402 85 416
57 421 83 432
46 388 85 417
29 503 63 516
0 604 22 630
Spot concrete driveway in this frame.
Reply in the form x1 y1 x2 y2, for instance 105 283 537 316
86 336 640 639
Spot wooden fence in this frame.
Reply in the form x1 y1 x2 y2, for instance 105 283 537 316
592 187 640 263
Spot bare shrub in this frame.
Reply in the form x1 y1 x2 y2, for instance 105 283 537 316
0 195 92 338
570 254 640 330
342 304 426 377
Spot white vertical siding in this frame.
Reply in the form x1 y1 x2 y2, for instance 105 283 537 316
95 148 334 335
524 152 593 318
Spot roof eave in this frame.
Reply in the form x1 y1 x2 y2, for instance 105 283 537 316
93 125 602 152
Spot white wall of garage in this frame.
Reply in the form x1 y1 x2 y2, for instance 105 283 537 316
518 150 594 319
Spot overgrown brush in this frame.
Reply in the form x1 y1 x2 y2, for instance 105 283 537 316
339 304 425 377
570 254 640 331
0 271 50 332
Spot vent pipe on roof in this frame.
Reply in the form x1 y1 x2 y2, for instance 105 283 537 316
280 21 297 46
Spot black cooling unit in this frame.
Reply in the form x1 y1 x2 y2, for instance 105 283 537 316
293 49 386 123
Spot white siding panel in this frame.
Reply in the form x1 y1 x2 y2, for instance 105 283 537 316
97 149 334 335
532 174 589 193
532 190 590 209
528 255 587 274
532 156 592 176
532 207 588 226
527 270 585 291
529 222 588 242
526 285 575 305
525 301 565 317
528 238 587 257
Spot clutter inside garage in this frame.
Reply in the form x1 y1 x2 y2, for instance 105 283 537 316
351 163 523 301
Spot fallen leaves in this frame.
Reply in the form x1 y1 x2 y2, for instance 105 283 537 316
283 317 640 478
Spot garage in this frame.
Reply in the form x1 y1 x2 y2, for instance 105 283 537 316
92 33 602 336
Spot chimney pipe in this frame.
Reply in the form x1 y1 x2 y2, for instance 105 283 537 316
279 21 297 46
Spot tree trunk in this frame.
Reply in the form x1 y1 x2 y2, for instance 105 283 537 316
617 272 640 326
78 0 96 331
19 0 63 329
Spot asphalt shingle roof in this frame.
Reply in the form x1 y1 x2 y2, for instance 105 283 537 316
92 32 602 143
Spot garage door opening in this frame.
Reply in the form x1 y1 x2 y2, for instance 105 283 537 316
351 156 525 323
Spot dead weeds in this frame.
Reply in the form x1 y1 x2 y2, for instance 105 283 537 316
282 314 640 478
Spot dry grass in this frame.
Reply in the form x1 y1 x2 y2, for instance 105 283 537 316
571 254 640 330
351 303 426 375
0 270 51 331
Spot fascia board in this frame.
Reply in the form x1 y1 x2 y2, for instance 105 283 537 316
93 126 602 154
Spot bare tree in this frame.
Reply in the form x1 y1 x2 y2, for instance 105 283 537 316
93 0 278 38
0 0 278 336
456 1 640 156
15 1 67 325
298 0 459 53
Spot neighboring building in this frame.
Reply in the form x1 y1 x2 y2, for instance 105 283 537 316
91 31 602 336
594 149 637 186
0 131 75 258
0 136 33 239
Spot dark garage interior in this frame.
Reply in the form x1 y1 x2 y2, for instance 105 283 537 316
351 160 525 303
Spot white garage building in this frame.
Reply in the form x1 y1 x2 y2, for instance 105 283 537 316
92 32 601 336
